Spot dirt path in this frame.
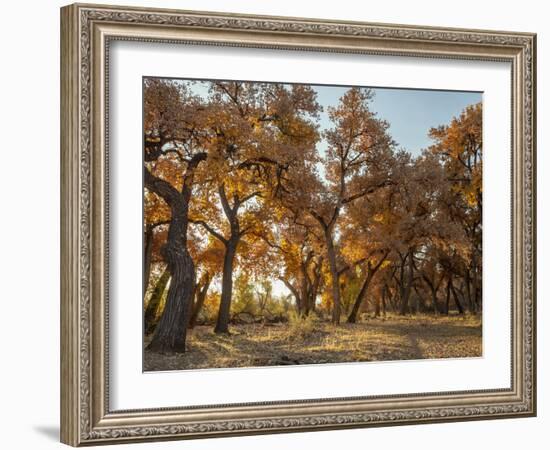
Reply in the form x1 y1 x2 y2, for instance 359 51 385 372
144 314 482 371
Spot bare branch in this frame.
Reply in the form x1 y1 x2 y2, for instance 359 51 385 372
189 219 228 245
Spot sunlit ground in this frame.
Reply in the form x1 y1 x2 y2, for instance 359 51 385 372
144 313 482 371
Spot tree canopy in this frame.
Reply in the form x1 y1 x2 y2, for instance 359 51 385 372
143 78 483 353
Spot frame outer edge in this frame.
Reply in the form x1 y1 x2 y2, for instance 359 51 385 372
528 33 536 416
61 2 537 445
61 3 81 447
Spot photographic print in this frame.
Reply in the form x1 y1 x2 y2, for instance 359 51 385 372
143 78 483 371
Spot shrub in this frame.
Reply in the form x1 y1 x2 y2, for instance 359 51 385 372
286 310 317 341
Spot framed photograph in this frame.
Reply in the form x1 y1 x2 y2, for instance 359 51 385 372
60 3 536 446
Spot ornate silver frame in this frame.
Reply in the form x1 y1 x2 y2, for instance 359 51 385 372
60 3 536 446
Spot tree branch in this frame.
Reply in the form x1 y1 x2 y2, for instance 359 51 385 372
218 184 233 219
143 165 181 205
145 220 171 232
239 191 262 205
342 179 392 204
189 219 228 245
279 277 301 303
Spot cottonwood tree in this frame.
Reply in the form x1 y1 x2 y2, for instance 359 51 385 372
413 152 471 315
339 189 392 323
262 210 325 317
143 190 171 334
429 103 482 313
286 88 394 323
143 79 210 352
143 190 171 297
187 233 224 329
143 77 483 355
189 81 321 333
367 151 448 315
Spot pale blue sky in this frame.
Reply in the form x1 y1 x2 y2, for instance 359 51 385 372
314 85 482 156
175 78 482 156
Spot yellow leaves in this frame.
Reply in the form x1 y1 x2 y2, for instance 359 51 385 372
248 116 261 130
144 190 170 224
196 241 225 274
427 101 482 218
461 180 480 208
465 190 478 207
150 157 184 191
144 80 483 327
341 242 366 264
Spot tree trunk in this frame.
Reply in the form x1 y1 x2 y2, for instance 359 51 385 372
347 252 388 323
144 267 170 335
399 251 414 315
147 200 195 352
147 243 195 352
398 258 406 315
411 284 421 315
385 284 396 312
422 275 440 315
145 158 204 353
347 271 374 323
215 240 237 334
431 287 440 315
299 270 309 317
449 278 465 315
325 230 341 324
472 261 479 312
464 269 476 314
189 273 211 329
280 277 303 314
445 279 451 315
308 257 323 315
475 274 481 313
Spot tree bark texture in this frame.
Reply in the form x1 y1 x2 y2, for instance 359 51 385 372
216 240 237 333
144 153 206 352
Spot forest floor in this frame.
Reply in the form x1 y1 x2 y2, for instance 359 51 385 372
143 314 482 371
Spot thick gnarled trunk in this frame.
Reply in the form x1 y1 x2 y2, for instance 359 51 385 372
144 153 205 352
148 245 195 352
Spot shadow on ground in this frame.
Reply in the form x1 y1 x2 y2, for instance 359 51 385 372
144 314 482 371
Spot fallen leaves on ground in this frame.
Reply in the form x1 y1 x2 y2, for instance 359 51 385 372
143 314 482 371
